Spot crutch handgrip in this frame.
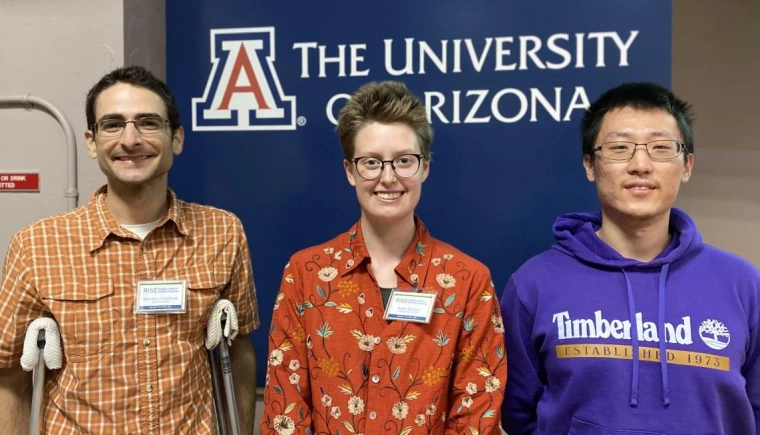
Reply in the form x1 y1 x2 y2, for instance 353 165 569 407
205 299 239 349
21 318 63 371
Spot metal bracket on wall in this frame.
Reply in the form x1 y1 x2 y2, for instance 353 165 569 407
0 95 79 210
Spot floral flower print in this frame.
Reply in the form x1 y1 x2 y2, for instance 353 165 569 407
392 401 409 419
436 273 456 288
386 337 407 354
272 415 295 435
318 267 338 282
485 376 501 393
269 349 283 367
348 396 365 415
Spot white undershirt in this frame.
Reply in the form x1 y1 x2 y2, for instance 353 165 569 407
121 218 162 240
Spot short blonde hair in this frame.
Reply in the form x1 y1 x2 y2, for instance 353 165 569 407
336 81 433 160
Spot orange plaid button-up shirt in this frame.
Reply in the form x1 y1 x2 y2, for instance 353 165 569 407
0 186 259 434
261 218 506 435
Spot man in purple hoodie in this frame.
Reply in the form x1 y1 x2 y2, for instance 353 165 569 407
501 83 760 434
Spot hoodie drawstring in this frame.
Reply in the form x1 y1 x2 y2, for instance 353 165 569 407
658 264 671 406
623 265 672 408
622 269 639 407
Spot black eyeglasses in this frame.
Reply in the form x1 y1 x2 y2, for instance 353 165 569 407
593 140 684 161
351 154 424 180
92 117 170 137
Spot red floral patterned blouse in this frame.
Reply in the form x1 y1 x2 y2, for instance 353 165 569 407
261 218 506 434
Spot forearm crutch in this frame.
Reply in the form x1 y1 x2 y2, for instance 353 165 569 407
205 299 241 435
20 318 63 435
208 346 229 435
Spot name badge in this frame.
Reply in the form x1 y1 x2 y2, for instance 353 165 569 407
384 289 436 323
135 280 187 314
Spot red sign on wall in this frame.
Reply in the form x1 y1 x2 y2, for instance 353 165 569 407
0 173 40 191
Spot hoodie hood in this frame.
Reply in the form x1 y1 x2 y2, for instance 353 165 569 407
552 207 702 268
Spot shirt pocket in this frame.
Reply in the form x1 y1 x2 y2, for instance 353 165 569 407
38 278 114 363
175 266 231 342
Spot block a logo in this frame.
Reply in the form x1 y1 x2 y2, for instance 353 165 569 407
192 27 296 131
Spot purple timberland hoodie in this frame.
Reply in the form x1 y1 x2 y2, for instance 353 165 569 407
501 208 760 435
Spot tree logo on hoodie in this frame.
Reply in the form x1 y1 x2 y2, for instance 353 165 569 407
698 319 731 350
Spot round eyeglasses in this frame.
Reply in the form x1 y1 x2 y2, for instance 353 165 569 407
351 154 424 180
93 117 170 137
593 140 684 161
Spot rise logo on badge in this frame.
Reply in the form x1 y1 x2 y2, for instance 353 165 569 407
193 27 296 131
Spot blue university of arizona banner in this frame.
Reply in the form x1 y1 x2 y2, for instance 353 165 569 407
166 0 672 385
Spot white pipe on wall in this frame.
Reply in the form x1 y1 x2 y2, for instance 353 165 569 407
0 95 79 210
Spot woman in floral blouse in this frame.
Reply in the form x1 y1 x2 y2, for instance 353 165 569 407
261 81 507 435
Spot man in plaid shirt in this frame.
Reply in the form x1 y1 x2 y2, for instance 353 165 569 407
0 66 259 434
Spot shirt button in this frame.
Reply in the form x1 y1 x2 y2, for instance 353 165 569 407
371 374 380 383
141 246 147 254
369 411 377 420
374 337 381 344
143 338 150 346
145 384 153 392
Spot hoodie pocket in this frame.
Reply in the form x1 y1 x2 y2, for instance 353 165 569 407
568 417 669 435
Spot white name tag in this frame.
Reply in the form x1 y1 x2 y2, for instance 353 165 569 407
384 290 435 324
135 280 187 314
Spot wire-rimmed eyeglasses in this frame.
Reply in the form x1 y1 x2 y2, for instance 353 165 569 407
593 140 684 161
92 117 170 137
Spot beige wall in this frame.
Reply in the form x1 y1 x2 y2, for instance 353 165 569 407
0 0 123 265
673 0 760 266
